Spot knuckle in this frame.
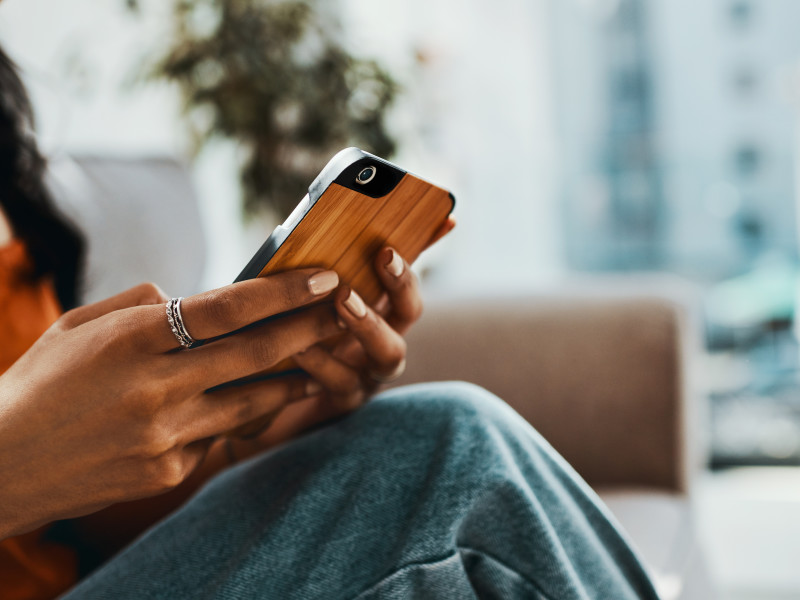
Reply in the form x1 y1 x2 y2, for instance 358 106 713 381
390 338 408 365
335 388 366 412
333 371 360 395
52 313 76 333
246 334 281 368
294 349 322 372
133 420 178 460
362 311 383 335
277 279 305 308
201 288 247 332
136 282 169 304
144 453 186 492
232 395 257 423
56 306 82 329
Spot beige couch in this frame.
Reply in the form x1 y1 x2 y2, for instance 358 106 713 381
50 155 716 599
396 297 716 600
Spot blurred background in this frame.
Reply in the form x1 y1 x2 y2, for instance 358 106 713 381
2 0 800 597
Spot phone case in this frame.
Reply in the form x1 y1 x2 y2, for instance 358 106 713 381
226 149 454 438
235 147 455 307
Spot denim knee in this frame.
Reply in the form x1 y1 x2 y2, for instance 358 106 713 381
369 380 529 443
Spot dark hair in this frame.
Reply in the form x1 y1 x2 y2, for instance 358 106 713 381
0 46 83 309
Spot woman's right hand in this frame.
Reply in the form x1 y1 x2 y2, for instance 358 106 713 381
0 270 342 540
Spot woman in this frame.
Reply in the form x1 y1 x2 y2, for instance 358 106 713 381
0 46 659 599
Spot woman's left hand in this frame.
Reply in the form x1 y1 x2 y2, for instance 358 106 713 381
70 219 455 554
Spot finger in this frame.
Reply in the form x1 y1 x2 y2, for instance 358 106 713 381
294 345 365 402
59 283 169 330
252 394 342 449
181 438 215 477
144 269 339 352
373 292 390 318
331 335 368 369
172 303 345 390
422 215 456 251
334 286 406 376
180 375 321 441
373 248 422 334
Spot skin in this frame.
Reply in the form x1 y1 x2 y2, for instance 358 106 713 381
0 209 11 245
0 206 456 546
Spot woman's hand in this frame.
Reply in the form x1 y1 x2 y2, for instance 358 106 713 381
294 246 420 409
0 269 343 540
298 216 456 408
235 217 456 452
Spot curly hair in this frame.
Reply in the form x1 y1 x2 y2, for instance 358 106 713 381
0 46 83 309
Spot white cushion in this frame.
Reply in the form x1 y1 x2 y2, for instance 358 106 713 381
598 489 717 600
47 155 206 304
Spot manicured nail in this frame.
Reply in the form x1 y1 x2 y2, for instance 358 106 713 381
305 380 323 396
343 289 367 319
385 249 404 278
308 271 339 296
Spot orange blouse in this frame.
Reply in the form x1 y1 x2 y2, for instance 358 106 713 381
0 240 79 599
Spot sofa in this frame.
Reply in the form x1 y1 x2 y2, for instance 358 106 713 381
396 297 716 599
48 155 716 599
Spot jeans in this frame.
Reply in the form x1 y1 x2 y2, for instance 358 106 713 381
61 382 659 600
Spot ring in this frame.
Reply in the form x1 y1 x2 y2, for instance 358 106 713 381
166 297 199 349
368 358 407 384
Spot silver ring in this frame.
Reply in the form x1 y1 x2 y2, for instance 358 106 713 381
368 358 406 384
166 297 198 349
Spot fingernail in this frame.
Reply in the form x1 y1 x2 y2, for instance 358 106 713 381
385 249 404 278
305 380 323 396
308 271 339 296
343 289 367 319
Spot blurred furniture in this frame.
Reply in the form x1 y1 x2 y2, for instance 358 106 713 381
48 155 715 599
396 297 716 600
47 154 206 304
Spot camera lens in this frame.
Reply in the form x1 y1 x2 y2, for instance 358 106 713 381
356 166 377 185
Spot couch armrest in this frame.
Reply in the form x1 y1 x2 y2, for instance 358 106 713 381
395 297 688 493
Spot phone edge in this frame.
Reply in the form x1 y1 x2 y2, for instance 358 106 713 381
233 148 455 283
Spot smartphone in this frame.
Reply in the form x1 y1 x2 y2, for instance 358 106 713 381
227 148 453 438
234 147 455 307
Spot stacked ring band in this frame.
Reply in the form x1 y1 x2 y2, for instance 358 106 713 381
166 297 198 349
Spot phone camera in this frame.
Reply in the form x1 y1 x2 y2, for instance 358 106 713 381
356 166 377 185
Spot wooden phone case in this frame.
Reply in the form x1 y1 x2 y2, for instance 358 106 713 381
227 148 454 437
252 177 453 304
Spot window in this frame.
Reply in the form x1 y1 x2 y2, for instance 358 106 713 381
732 66 759 96
728 1 754 28
733 144 761 177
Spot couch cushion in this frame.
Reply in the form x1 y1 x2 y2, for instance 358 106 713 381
47 155 206 304
397 298 688 492
598 490 716 600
